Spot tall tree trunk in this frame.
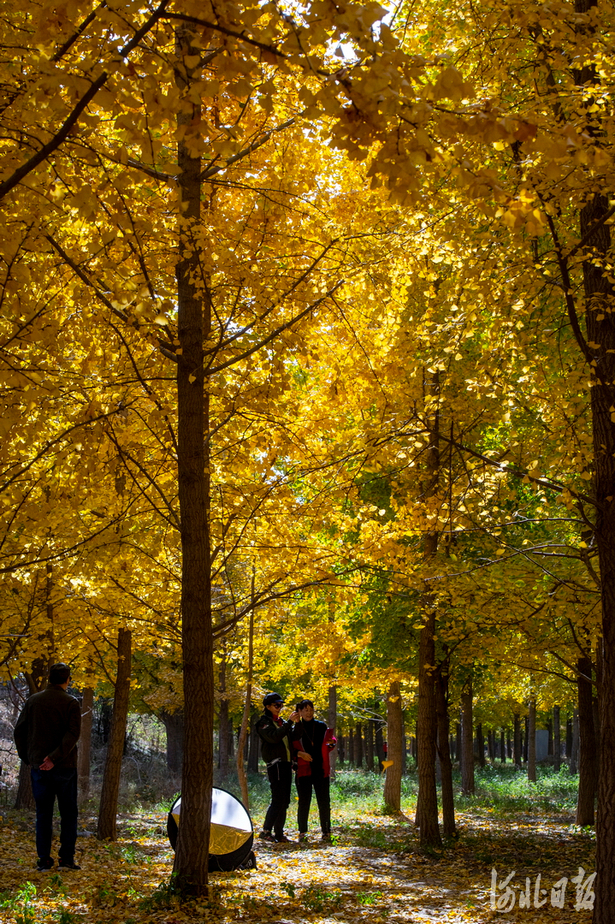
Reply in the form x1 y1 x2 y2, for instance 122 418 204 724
415 370 442 848
553 706 561 772
247 715 260 773
78 687 94 800
236 603 255 809
218 650 231 776
383 681 403 813
576 656 598 825
476 723 485 769
328 686 337 780
375 724 385 770
364 718 374 772
513 712 522 768
171 23 214 896
97 628 132 840
461 679 474 795
500 729 506 763
527 699 537 783
435 661 455 837
570 709 580 774
160 710 185 773
355 724 363 768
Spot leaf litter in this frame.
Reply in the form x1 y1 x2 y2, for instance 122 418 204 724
0 804 595 924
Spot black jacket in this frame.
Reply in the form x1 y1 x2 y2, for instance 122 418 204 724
14 684 81 769
256 709 294 764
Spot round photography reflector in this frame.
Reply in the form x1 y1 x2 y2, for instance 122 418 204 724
167 788 254 871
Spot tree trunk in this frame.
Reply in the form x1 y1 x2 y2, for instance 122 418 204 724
553 706 561 772
476 722 485 768
383 681 403 813
161 710 184 773
435 662 455 837
500 729 506 763
97 628 132 840
171 23 215 897
570 709 580 774
328 686 337 780
513 712 522 768
576 656 598 825
355 723 363 769
375 724 385 771
236 603 255 809
15 760 35 810
527 699 536 783
218 651 231 776
416 610 441 845
415 369 442 847
461 680 474 795
248 715 260 772
78 687 94 800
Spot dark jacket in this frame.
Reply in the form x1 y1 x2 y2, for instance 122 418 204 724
292 719 336 778
14 684 81 769
256 709 294 764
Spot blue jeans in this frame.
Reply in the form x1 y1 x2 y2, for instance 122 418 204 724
30 767 78 863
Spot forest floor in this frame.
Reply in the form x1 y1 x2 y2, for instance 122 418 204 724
0 767 595 924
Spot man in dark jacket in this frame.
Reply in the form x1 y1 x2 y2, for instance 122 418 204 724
14 663 81 871
256 692 299 843
292 699 336 843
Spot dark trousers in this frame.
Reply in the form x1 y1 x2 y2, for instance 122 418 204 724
296 773 331 834
263 761 292 838
30 767 78 863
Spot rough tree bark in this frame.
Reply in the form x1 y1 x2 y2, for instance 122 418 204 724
171 23 215 895
236 604 255 809
415 370 442 848
576 656 597 825
328 686 337 779
160 710 184 773
78 686 94 800
435 660 456 837
527 699 536 784
383 681 403 813
97 628 132 840
461 679 475 795
553 706 561 772
513 712 522 768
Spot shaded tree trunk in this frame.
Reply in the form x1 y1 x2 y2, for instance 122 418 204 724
237 603 255 808
570 709 580 775
527 699 536 783
355 724 363 769
247 715 260 773
365 717 374 772
218 651 231 776
553 706 561 772
513 712 522 768
160 710 184 773
500 729 506 763
78 687 94 800
461 680 474 795
328 686 337 779
383 681 403 813
97 628 132 840
576 656 598 825
171 24 215 896
435 661 455 837
375 724 385 771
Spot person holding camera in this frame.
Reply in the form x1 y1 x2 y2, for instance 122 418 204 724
292 699 336 843
256 692 300 844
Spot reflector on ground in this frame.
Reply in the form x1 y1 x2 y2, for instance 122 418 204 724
167 788 255 871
